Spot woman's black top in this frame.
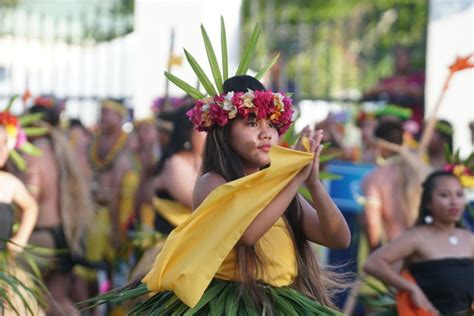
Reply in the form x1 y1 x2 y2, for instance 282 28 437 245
408 258 474 314
0 202 14 250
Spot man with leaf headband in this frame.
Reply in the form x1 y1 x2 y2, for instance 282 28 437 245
80 18 350 315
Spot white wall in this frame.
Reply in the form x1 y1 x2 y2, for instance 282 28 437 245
133 0 242 118
425 1 474 157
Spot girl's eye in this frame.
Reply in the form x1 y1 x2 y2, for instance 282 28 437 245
247 120 258 127
269 122 277 129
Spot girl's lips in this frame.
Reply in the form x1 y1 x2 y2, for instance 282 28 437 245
258 144 271 152
448 208 461 215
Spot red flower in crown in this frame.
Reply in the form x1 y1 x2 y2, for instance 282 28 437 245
186 90 294 135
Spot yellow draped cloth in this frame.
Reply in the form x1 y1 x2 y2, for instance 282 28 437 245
142 145 313 307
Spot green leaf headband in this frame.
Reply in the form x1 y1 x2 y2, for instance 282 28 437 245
164 16 279 99
0 96 47 170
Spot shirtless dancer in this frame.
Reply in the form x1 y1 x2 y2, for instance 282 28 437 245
88 99 132 286
26 97 91 315
362 121 429 251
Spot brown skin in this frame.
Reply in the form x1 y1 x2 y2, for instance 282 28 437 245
364 176 473 314
0 126 38 253
193 119 350 248
92 107 131 249
362 163 410 250
23 132 80 315
151 129 205 208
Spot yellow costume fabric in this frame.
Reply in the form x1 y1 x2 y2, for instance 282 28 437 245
153 197 192 227
215 216 297 285
143 145 313 307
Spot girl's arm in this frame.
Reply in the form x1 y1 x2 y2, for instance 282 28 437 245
9 174 39 253
296 127 350 249
363 230 438 314
298 184 350 249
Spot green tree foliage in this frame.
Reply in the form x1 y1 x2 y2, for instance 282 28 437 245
241 0 428 100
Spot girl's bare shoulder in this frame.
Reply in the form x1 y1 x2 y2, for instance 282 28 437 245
193 172 227 209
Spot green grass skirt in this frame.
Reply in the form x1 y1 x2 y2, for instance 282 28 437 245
81 278 343 315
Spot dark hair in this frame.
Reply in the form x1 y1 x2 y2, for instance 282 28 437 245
69 118 89 134
29 105 61 127
375 121 403 145
154 103 194 175
201 75 341 309
223 75 266 93
435 119 453 151
415 170 461 226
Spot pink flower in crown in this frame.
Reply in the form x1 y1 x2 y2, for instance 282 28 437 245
252 90 274 120
16 127 27 148
210 103 228 127
231 92 244 109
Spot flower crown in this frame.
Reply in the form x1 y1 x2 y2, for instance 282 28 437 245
443 147 474 188
164 17 292 134
1 97 47 170
187 89 293 134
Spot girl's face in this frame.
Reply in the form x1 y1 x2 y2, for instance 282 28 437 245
229 116 279 174
428 176 465 224
0 126 9 168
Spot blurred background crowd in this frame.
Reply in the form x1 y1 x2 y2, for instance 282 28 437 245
0 0 473 315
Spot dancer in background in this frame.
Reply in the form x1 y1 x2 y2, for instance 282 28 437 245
364 170 474 315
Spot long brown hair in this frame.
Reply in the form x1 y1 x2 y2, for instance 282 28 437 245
202 122 344 310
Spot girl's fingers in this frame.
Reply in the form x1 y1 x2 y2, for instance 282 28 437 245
315 144 323 158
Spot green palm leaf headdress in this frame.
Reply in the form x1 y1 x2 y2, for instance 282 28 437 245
0 96 47 170
164 16 279 99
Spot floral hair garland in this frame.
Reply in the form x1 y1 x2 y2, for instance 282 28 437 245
1 97 47 170
443 147 474 188
164 17 291 134
0 111 27 151
186 90 293 135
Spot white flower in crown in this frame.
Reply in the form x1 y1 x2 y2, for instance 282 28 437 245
273 93 285 112
222 92 238 119
241 90 255 108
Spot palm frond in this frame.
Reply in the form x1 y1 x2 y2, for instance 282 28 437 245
220 16 228 81
201 24 223 94
164 72 205 100
184 49 218 96
235 23 260 76
255 53 279 80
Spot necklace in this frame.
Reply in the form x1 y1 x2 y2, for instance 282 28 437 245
89 132 128 171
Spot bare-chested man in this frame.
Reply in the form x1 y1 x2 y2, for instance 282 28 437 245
87 99 133 288
25 96 91 316
362 121 427 251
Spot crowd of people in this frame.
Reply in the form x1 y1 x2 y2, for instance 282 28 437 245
1 20 473 316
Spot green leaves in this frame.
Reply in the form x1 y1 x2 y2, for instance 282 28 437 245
235 23 260 76
201 24 223 94
221 16 228 81
164 72 205 100
5 95 18 112
8 150 26 171
255 53 279 80
184 49 218 97
19 113 43 127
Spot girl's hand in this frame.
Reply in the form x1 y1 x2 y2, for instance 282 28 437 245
409 286 439 315
295 128 324 187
